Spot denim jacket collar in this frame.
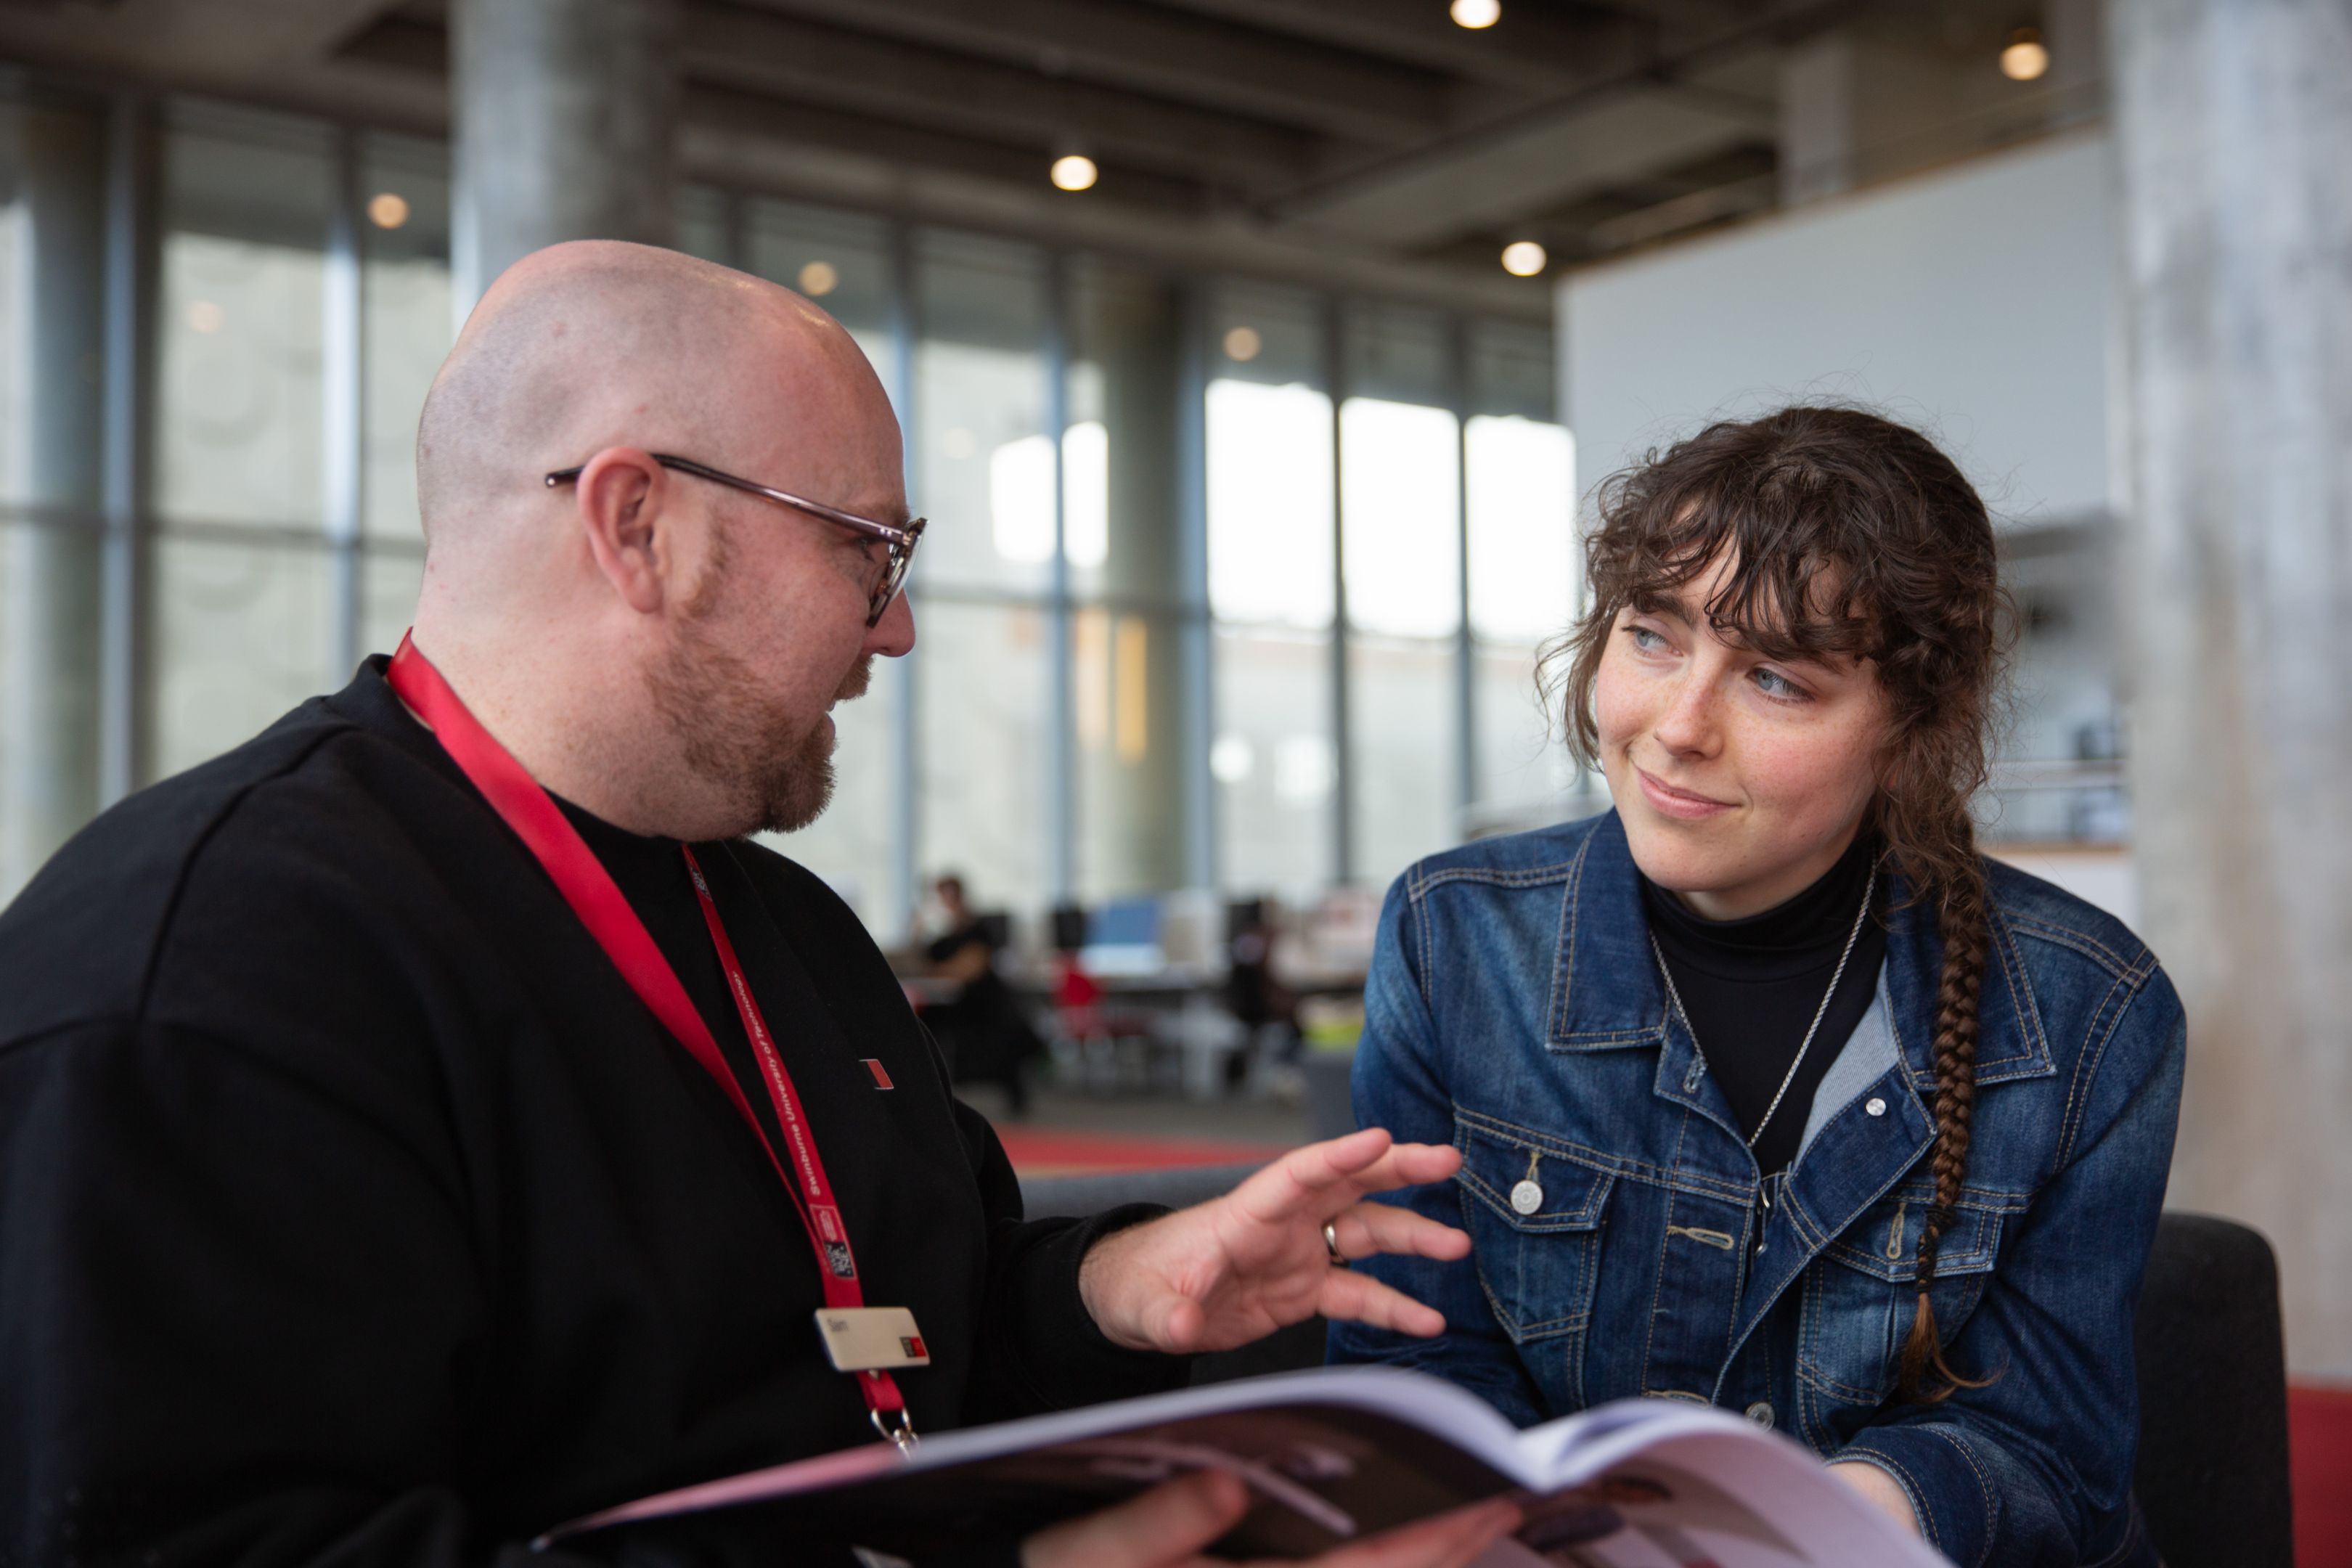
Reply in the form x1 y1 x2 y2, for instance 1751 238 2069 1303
1545 810 2056 1093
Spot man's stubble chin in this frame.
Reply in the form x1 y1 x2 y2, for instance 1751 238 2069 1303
648 621 862 838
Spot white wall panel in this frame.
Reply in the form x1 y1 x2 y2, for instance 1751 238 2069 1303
1561 131 2115 528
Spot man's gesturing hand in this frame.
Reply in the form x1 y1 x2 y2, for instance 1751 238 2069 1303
1074 1127 1469 1354
1022 1470 1521 1568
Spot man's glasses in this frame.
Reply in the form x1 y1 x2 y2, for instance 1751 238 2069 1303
545 454 924 627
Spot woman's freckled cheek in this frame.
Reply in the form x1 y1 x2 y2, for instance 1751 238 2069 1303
1593 650 1658 758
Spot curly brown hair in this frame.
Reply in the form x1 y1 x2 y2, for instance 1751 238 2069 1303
1543 404 2014 1402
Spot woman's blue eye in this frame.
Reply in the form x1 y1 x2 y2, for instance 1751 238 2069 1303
1628 626 1667 651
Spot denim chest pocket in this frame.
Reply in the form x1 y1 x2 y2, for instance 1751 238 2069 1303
1452 1115 1616 1409
1797 1185 2008 1447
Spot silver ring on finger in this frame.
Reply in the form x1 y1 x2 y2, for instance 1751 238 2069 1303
1323 1220 1349 1270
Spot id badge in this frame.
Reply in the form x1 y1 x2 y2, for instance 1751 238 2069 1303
814 1306 931 1372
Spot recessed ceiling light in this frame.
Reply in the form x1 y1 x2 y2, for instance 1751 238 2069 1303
798 259 839 297
1222 325 1262 362
367 192 410 229
187 299 224 334
2000 26 2049 81
1500 240 1548 277
1050 154 1098 192
1451 0 1500 29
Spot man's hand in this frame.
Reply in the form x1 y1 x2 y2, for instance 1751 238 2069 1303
1022 1469 1522 1568
1075 1127 1469 1354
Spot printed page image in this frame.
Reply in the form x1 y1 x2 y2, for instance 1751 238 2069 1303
1477 1460 1812 1568
1479 1427 1948 1568
587 1402 1524 1561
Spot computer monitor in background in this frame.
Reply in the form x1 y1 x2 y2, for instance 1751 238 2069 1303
1082 897 1163 977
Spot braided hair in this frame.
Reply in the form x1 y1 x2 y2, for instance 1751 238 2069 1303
1545 404 2013 1402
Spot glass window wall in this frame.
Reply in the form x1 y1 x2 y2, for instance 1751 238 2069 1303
148 107 340 781
359 134 452 546
908 232 1054 920
1342 303 1460 889
151 537 331 778
746 197 894 375
916 600 1050 919
1465 322 1580 823
914 230 1052 597
1206 284 1334 898
155 108 331 531
0 96 107 902
0 86 1586 938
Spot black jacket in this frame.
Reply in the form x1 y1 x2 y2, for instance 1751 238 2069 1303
0 660 1182 1567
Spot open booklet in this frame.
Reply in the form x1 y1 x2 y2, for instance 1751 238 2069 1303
543 1365 1948 1566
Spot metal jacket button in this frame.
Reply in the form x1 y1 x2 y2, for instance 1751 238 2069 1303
1745 1401 1776 1429
1866 1097 1887 1117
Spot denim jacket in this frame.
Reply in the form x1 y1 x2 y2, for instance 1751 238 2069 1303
1330 810 2186 1568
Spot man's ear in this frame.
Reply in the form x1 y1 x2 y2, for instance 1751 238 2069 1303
572 448 671 613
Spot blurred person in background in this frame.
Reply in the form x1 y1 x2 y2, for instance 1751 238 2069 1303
0 241 1520 1568
1333 407 2185 1568
1224 897 1301 1093
924 873 1046 1116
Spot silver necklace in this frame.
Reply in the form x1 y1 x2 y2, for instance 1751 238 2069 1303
1648 865 1877 1152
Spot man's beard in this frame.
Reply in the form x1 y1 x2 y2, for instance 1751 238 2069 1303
645 526 870 836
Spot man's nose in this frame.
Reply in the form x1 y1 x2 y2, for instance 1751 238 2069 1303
867 588 916 659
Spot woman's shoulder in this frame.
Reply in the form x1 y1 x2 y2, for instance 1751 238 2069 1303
1980 854 2162 982
1979 853 2184 1042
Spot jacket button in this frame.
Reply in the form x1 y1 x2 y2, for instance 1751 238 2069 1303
1745 1401 1776 1429
1865 1097 1887 1117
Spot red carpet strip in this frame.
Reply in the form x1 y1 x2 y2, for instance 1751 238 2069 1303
2294 1382 2352 1568
996 1127 1293 1177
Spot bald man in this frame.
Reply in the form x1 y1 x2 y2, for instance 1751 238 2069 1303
0 244 1516 1568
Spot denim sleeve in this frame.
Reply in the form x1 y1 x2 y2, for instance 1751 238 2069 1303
1833 977 2187 1568
1324 873 1548 1428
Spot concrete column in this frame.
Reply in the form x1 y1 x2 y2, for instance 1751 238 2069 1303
451 0 679 311
1078 277 1188 898
2113 0 2352 1378
1777 30 1961 207
1 105 107 899
1778 34 1858 204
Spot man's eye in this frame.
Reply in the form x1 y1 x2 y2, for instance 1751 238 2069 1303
1753 666 1806 700
1627 625 1667 651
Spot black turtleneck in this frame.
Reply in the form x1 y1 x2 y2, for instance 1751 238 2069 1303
1641 831 1888 1177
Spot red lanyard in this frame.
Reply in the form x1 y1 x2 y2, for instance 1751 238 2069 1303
385 634 911 1436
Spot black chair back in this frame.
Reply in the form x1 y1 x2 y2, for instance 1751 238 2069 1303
2131 1212 2294 1568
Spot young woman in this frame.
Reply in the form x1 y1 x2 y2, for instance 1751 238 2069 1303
1331 407 2184 1568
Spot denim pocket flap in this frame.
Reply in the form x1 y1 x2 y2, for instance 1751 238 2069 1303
1823 1188 2004 1282
1454 1120 1613 1233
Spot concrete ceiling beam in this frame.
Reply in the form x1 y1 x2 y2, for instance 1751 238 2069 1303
0 0 400 87
1140 0 1648 97
681 6 1327 192
737 0 1450 144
